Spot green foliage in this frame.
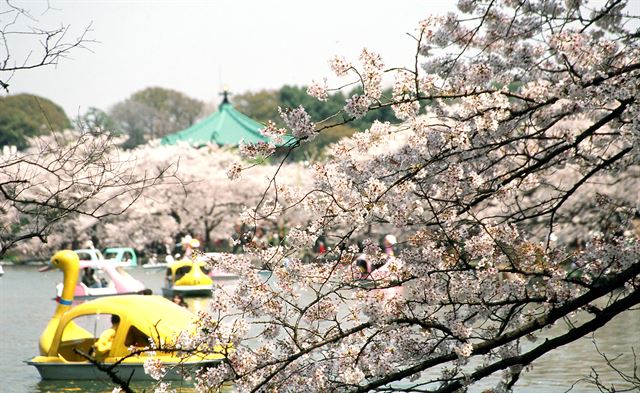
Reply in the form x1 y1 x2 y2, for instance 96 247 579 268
109 86 204 148
130 87 203 128
235 85 400 132
75 107 118 134
0 94 71 149
288 124 357 161
233 89 281 124
278 85 346 124
234 85 401 161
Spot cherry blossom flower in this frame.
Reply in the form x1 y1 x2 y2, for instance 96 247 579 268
226 162 243 180
279 105 317 140
344 94 371 119
329 55 352 76
307 79 328 101
143 358 166 380
238 140 276 159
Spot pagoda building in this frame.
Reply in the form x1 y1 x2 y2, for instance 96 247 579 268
161 90 286 147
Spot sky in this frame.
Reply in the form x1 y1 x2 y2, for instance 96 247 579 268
6 0 458 118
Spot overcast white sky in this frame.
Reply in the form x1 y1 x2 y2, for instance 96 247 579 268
7 0 457 117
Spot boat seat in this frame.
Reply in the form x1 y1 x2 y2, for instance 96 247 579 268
125 325 151 350
57 338 96 362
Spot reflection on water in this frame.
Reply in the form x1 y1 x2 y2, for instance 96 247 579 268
0 264 638 393
518 307 639 393
34 380 181 393
32 373 234 393
184 297 210 314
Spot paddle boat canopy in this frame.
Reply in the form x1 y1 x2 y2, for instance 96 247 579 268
74 248 105 263
74 247 138 268
29 250 229 380
103 247 138 267
54 260 147 299
162 259 213 297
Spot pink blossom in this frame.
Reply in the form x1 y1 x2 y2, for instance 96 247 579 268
344 94 371 119
329 55 352 76
226 162 243 180
279 106 317 140
143 358 166 380
307 79 328 101
238 140 276 159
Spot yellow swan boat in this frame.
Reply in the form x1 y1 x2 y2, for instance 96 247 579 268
162 259 213 297
28 250 228 380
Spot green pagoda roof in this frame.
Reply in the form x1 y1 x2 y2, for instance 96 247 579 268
161 95 285 147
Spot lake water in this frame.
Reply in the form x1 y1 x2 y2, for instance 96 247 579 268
0 264 638 393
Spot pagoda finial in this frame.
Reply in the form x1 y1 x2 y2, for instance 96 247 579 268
219 87 232 108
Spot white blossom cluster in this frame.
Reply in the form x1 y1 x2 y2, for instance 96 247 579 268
359 48 384 100
225 161 243 180
238 140 276 159
143 358 167 380
278 105 317 140
344 94 371 119
306 79 328 101
329 55 352 76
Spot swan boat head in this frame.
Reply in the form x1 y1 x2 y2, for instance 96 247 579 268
38 250 81 355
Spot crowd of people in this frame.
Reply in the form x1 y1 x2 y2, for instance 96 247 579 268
165 228 401 282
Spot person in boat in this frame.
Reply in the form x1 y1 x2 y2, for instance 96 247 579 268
81 267 101 288
181 234 201 259
231 223 251 253
314 235 327 255
383 234 397 257
91 314 120 358
353 254 370 279
352 234 399 280
172 294 188 308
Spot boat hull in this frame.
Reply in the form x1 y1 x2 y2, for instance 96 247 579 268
27 358 221 380
162 285 212 297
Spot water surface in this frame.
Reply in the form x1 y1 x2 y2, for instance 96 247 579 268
0 264 637 392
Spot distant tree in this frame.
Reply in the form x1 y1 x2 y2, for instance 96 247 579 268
235 85 400 161
279 85 346 123
232 86 359 161
235 85 346 127
110 99 156 148
109 87 204 148
287 124 357 161
233 89 281 124
75 107 118 134
236 85 399 132
0 94 71 149
0 1 86 150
